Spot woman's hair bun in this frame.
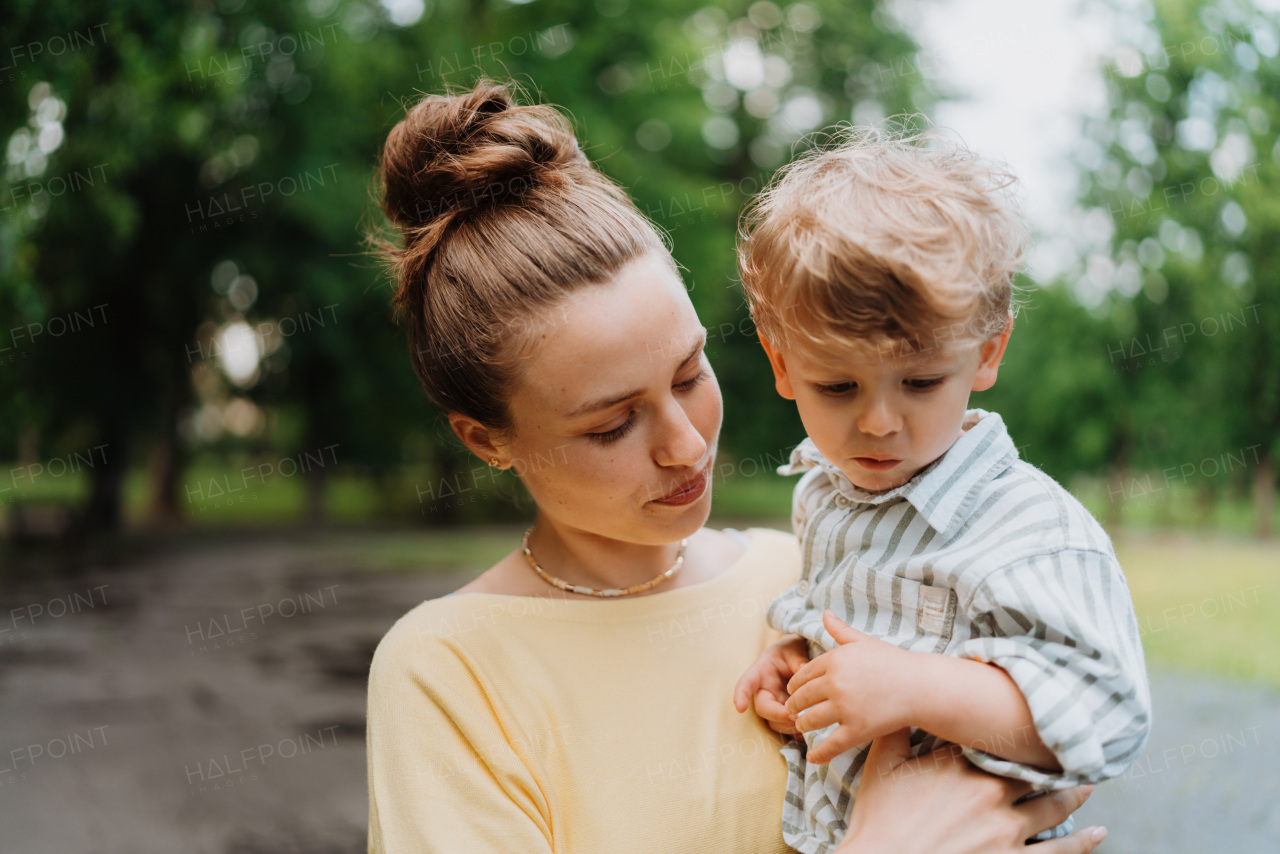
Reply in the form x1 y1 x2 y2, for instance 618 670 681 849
374 78 664 434
380 79 585 230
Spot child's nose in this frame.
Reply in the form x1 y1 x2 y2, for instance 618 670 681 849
856 398 902 437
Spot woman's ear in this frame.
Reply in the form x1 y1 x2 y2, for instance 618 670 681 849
447 412 507 468
971 313 1013 392
759 338 797 400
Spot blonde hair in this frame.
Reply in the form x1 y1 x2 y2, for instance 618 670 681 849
373 79 666 435
738 124 1028 357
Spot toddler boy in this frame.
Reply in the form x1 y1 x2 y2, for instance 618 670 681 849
733 128 1151 853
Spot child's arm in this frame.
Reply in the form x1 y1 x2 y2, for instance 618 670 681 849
909 648 1061 771
786 610 1060 770
951 551 1152 787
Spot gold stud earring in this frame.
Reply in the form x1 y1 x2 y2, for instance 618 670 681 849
489 457 500 468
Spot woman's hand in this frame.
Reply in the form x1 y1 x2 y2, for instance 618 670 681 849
836 728 1106 854
733 633 810 737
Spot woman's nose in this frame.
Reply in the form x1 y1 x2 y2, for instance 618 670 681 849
856 396 902 438
653 398 708 468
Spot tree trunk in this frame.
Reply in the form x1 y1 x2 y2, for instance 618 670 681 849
83 422 128 533
1256 450 1275 538
1195 479 1215 530
145 399 185 525
17 424 39 467
1105 463 1127 530
306 463 327 527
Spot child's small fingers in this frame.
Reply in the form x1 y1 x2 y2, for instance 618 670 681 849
823 609 871 645
754 689 791 722
807 729 857 764
786 658 824 694
785 680 825 717
781 645 810 674
792 700 840 734
733 670 761 711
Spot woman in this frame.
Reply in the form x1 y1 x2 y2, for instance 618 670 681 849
365 79 1106 854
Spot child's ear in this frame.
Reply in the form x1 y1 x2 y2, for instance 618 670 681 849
759 338 797 400
972 313 1013 392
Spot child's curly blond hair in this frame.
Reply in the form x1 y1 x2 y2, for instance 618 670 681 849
738 123 1029 358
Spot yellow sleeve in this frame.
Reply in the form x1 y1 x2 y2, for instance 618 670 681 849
366 619 552 853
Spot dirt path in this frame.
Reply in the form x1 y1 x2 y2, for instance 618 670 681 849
1071 668 1280 852
2 530 1275 853
1 530 466 854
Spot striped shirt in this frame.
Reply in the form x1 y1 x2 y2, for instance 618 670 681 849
766 409 1151 854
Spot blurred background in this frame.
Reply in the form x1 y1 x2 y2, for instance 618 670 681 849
1 0 1277 851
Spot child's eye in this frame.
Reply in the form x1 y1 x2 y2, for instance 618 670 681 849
588 414 637 445
816 382 856 396
674 369 707 392
905 378 944 390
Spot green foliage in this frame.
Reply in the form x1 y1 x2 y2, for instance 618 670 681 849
3 0 1272 530
975 278 1123 480
0 0 925 526
1072 0 1280 489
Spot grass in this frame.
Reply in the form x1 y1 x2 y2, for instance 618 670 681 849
320 522 1280 689
711 470 1280 534
1115 532 1280 686
316 521 1280 691
6 460 1276 531
309 527 526 575
5 462 1279 687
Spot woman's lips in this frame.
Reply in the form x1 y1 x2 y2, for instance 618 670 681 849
651 466 710 506
853 457 901 471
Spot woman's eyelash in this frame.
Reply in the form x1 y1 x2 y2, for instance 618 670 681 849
588 370 706 445
589 415 637 445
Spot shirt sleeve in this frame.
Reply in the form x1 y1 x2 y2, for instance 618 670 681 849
366 628 553 853
952 548 1152 789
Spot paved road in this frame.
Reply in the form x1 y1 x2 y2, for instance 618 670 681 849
2 530 1275 853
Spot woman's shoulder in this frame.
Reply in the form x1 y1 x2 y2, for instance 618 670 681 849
368 594 479 679
736 525 797 549
370 527 798 663
726 526 801 591
728 525 798 560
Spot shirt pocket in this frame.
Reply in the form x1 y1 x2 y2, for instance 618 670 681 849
842 562 958 654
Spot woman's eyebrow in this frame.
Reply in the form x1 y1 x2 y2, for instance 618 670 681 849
564 335 705 419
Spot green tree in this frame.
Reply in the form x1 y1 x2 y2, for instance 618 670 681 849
2 0 924 532
1073 0 1279 534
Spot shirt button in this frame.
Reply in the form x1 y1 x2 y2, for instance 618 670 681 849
836 495 851 507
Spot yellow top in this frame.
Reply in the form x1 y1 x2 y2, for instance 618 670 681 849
366 527 800 854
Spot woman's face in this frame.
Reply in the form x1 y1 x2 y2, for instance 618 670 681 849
501 249 722 546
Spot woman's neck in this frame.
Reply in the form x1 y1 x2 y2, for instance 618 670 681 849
524 517 689 596
451 524 745 600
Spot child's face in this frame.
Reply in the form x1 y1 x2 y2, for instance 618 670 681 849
761 325 1011 492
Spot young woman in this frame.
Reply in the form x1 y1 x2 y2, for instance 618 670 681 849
365 79 1106 854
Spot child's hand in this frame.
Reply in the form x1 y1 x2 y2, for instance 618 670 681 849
733 633 810 737
785 610 919 764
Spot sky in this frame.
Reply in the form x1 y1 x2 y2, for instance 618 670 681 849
900 0 1125 281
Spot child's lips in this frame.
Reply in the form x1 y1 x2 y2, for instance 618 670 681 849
853 456 901 471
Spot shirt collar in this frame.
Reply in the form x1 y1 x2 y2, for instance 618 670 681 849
777 409 1019 539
